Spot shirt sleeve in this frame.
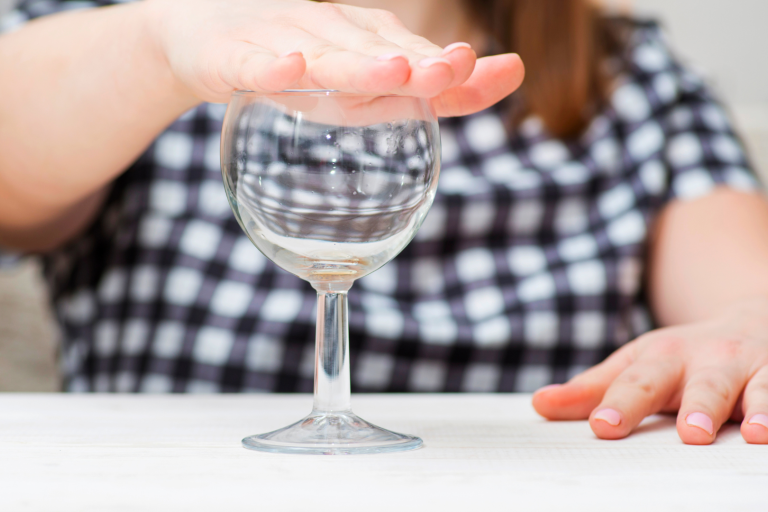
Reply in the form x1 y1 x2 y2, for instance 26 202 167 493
662 71 760 201
623 23 762 203
1 0 106 33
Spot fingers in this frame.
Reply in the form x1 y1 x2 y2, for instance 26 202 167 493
432 54 525 118
257 5 461 97
371 18 476 89
246 22 453 96
172 1 498 103
740 365 768 444
294 21 457 95
243 51 306 92
437 44 476 89
220 39 492 112
532 342 635 420
589 356 683 440
327 4 446 62
677 366 747 445
305 47 420 95
300 45 453 98
212 41 305 98
296 10 440 64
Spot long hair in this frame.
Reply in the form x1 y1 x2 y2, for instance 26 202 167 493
464 0 626 138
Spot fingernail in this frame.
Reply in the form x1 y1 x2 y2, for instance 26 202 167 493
594 409 622 426
441 42 472 56
377 53 406 62
747 414 768 429
533 384 562 395
419 57 452 68
280 50 303 59
685 412 714 435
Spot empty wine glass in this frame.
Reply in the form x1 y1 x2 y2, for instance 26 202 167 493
221 90 440 455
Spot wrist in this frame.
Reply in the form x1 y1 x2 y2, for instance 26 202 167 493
135 0 201 110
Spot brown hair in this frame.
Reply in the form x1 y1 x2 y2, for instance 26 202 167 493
464 0 626 138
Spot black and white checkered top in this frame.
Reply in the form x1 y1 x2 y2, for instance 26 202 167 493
2 0 761 393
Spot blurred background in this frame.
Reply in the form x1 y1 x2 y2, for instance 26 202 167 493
0 0 766 391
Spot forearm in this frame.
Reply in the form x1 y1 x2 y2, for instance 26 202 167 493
0 3 198 250
648 188 768 326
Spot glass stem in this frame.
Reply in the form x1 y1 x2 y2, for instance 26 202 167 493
312 284 353 413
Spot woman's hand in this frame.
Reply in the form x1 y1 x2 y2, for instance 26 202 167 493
0 0 523 251
143 0 524 115
533 298 768 445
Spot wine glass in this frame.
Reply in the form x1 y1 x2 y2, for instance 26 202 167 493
220 90 440 455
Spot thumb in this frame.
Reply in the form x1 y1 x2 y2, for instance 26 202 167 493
532 343 636 420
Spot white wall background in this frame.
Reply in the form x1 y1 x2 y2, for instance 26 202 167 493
0 0 12 17
630 0 767 105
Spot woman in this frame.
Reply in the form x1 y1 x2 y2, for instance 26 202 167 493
1 0 767 446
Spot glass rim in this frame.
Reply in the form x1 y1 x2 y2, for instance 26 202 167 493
233 89 403 98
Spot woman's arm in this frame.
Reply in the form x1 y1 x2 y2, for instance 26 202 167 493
648 188 768 325
0 3 194 251
0 0 524 251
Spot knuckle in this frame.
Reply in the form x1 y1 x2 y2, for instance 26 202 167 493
313 2 345 18
618 372 657 397
633 332 652 345
303 43 339 61
637 381 656 397
617 339 640 363
747 378 768 395
391 38 443 56
231 50 261 88
356 39 389 54
632 332 657 351
689 375 733 403
370 8 401 26
643 335 685 357
237 68 261 91
236 68 250 87
236 49 261 68
410 42 440 54
199 58 228 92
713 338 745 359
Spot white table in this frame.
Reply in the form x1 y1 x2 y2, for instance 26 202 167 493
0 394 764 511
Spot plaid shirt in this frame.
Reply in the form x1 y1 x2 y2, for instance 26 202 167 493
2 1 761 393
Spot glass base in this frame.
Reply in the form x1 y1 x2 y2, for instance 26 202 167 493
242 410 423 455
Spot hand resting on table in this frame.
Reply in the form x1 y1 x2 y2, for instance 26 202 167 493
535 189 768 446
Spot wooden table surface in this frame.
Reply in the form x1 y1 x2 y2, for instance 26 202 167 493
0 394 764 511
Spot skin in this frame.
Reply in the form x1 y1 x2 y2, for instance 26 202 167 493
533 189 768 445
335 0 488 50
0 0 525 250
1 0 767 445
